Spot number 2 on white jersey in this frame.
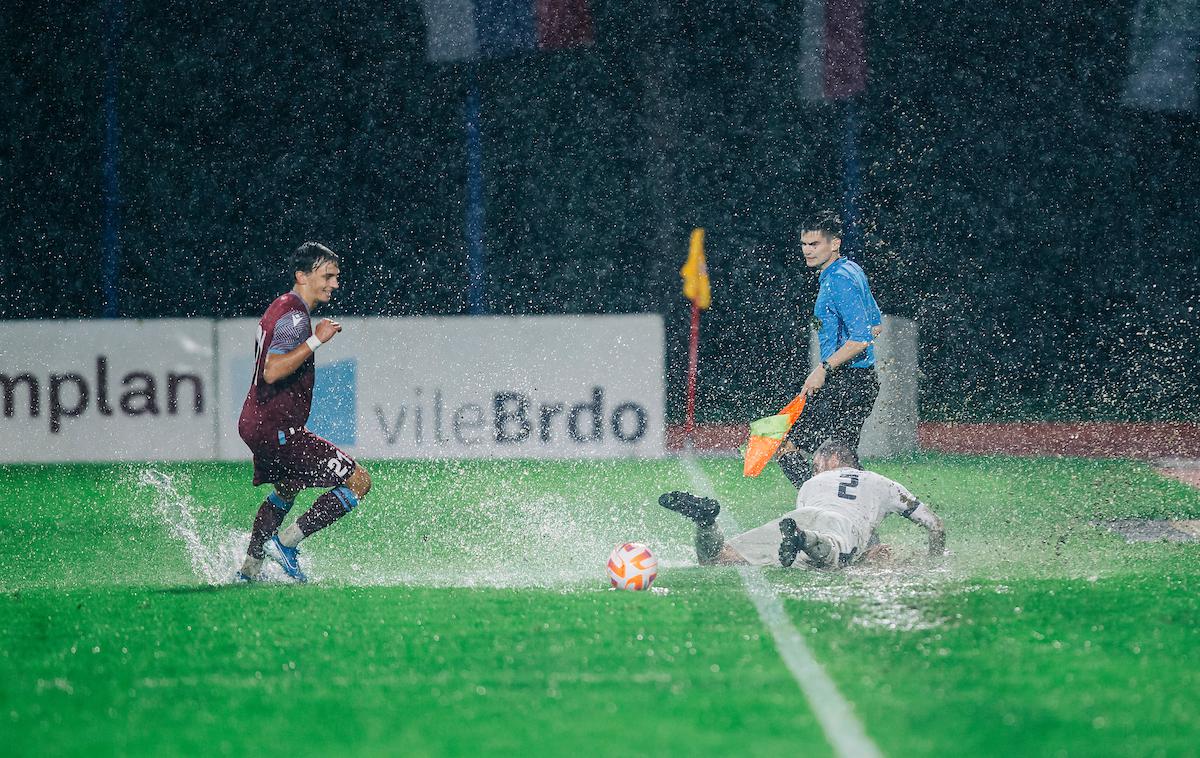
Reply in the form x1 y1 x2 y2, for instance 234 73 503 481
837 473 860 500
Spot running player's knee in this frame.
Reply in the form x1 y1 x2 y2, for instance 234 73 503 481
346 465 371 499
268 490 296 513
275 483 301 502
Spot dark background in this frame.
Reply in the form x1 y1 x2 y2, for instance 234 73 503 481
3 0 1197 423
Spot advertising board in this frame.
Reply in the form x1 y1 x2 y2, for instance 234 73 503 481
217 314 666 460
0 320 216 462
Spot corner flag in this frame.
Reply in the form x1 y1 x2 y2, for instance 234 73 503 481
680 228 711 310
743 394 807 477
680 228 710 445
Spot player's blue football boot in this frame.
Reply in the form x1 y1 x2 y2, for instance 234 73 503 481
234 571 264 583
267 536 308 583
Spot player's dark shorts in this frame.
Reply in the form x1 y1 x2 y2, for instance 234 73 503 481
245 426 357 490
785 367 880 454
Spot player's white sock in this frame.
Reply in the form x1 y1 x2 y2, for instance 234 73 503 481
278 523 305 548
239 556 264 576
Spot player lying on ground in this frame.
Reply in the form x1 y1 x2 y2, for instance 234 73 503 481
661 438 945 568
235 242 372 583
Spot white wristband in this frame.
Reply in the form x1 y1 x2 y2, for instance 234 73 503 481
305 335 323 352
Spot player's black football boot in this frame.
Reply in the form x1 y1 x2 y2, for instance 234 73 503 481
658 491 720 526
778 517 809 567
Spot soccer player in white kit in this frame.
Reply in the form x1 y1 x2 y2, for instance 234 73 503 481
660 438 945 568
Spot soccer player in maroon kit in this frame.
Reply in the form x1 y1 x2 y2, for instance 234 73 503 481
236 242 372 582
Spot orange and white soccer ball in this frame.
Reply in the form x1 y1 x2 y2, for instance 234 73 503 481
607 542 658 591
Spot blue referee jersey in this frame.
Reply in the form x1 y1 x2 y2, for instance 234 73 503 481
814 258 882 368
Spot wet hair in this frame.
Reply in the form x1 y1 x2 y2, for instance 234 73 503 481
814 438 860 469
800 210 843 241
290 242 339 283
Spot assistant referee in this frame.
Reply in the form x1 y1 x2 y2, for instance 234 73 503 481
777 211 883 489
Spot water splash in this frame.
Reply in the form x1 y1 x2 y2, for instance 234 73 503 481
323 492 692 589
133 468 284 585
130 468 684 589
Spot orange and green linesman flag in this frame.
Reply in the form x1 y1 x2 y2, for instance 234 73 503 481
680 228 711 309
743 393 807 477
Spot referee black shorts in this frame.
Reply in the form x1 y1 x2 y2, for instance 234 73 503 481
785 367 880 455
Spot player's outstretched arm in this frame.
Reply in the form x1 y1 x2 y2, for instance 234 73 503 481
927 520 946 557
263 318 341 384
900 494 946 558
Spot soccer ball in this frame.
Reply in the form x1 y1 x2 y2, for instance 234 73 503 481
606 542 658 591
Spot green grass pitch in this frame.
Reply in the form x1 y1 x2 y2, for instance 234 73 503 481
1 454 1198 756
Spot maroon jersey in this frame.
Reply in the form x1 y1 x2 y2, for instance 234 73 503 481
238 292 315 445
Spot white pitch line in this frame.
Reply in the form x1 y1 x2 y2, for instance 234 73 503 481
680 455 883 758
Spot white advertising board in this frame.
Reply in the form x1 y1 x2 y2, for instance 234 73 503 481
217 314 665 460
0 320 216 462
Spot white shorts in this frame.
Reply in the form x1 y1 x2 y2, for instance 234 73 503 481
726 507 862 567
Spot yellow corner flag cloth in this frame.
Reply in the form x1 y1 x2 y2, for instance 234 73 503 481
680 228 711 309
743 393 807 477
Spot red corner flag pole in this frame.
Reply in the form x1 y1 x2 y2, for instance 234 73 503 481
685 299 700 444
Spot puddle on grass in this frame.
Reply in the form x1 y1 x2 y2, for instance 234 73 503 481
131 466 689 590
773 563 957 632
312 491 697 590
1092 519 1200 543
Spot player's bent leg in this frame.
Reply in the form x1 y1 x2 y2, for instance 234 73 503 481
657 491 727 565
695 521 726 565
344 465 371 499
284 484 360 541
253 490 295 553
658 491 719 525
801 533 835 567
265 433 366 582
778 518 804 567
238 488 297 580
713 544 748 565
276 465 369 557
778 518 835 567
